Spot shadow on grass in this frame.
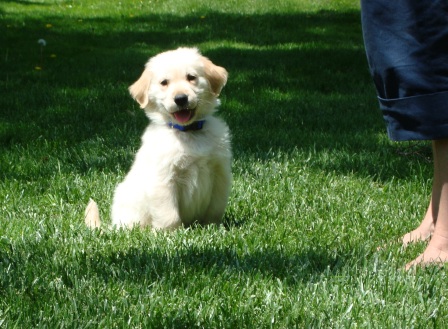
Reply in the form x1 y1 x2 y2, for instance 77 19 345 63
86 249 354 287
0 237 363 294
0 9 431 182
1 0 49 5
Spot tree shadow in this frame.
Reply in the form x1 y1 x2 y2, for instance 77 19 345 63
0 9 431 184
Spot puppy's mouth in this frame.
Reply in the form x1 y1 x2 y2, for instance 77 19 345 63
173 109 195 124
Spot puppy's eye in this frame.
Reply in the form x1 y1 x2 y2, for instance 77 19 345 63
160 79 169 86
187 74 197 82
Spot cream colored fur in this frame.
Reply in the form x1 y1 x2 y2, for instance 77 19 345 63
85 47 232 229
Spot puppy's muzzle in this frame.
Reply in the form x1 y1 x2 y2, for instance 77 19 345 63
172 94 195 123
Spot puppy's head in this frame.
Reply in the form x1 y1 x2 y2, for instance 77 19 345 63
129 47 227 126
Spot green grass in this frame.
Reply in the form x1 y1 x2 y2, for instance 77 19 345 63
1 0 447 328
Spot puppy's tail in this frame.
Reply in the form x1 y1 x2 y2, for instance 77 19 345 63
85 199 101 229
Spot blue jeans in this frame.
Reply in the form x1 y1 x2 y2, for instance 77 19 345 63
361 0 448 141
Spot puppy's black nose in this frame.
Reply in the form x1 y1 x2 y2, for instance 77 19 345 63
174 94 189 107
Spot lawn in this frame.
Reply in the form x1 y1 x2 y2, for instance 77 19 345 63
1 0 447 328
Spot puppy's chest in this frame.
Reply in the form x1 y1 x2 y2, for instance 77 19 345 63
168 136 223 173
142 127 229 183
171 153 214 180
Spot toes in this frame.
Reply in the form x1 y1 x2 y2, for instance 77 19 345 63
404 246 448 270
401 231 431 247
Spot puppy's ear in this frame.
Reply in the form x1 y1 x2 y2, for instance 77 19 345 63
129 69 152 109
201 57 228 96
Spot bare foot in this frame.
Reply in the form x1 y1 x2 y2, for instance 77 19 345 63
376 213 434 251
405 233 448 270
401 227 433 246
401 208 435 247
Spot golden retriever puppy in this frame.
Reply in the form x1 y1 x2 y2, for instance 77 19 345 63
85 47 232 230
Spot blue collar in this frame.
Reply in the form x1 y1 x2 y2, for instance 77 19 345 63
168 120 205 132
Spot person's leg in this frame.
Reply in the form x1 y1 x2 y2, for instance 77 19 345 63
406 139 448 269
401 143 441 246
